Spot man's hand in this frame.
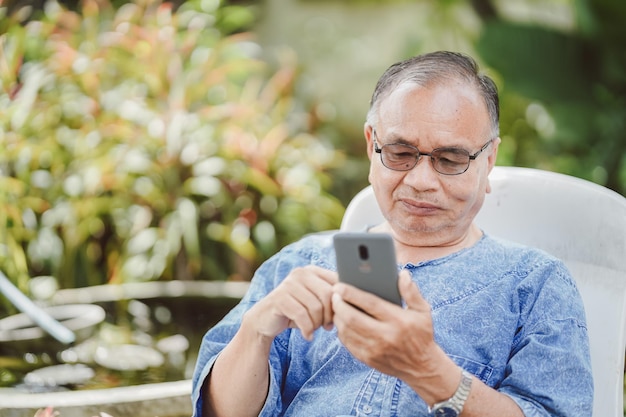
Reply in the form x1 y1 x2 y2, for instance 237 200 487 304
331 270 439 381
205 265 338 417
244 265 338 341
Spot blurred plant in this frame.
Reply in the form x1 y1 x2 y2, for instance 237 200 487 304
0 0 344 301
33 407 113 417
473 0 626 195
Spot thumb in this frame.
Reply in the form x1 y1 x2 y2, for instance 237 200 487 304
398 270 430 312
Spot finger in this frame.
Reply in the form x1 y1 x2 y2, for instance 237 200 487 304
331 292 387 362
287 291 323 341
398 270 430 313
333 282 401 321
331 286 385 345
308 265 340 285
331 292 376 333
306 267 338 328
331 291 362 325
247 291 306 339
296 267 337 330
271 290 317 340
331 290 366 319
282 267 337 338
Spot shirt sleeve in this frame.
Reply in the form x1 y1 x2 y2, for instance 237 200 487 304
498 259 594 416
190 238 323 417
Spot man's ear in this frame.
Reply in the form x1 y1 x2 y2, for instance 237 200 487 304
486 137 501 194
364 124 374 161
487 137 501 171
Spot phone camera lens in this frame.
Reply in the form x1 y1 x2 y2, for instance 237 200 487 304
358 245 369 260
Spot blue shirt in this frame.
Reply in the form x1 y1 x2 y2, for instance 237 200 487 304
191 232 593 417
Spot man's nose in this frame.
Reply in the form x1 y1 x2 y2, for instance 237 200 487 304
402 155 440 187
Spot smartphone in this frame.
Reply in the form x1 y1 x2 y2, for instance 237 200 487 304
333 232 402 305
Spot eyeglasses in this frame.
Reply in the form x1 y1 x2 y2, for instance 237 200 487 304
372 129 494 175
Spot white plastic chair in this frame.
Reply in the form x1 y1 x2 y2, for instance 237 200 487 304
340 166 626 417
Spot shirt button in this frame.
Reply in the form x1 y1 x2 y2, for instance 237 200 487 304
361 405 372 414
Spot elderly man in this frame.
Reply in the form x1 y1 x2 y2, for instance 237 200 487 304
191 51 593 417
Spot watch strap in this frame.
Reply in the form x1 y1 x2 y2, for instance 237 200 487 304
428 369 473 415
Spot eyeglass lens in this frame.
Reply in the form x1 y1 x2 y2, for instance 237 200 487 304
380 144 471 175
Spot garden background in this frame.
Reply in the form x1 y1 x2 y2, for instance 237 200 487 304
1 0 625 305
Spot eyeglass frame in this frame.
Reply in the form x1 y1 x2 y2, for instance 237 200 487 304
371 129 495 175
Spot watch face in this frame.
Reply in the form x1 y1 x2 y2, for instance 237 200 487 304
433 407 459 417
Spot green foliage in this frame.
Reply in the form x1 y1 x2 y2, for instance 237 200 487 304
478 22 593 102
0 0 345 295
476 0 626 195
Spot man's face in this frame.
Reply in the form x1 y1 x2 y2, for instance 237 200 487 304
365 81 499 246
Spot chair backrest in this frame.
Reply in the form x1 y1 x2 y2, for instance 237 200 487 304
340 166 626 417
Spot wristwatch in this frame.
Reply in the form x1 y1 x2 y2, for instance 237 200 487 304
428 369 473 416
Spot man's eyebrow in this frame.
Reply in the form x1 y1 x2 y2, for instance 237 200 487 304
430 139 476 150
384 136 469 150
388 138 415 146
379 131 474 150
437 143 472 150
377 133 415 146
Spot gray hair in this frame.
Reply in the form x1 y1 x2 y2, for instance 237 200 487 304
366 51 500 138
